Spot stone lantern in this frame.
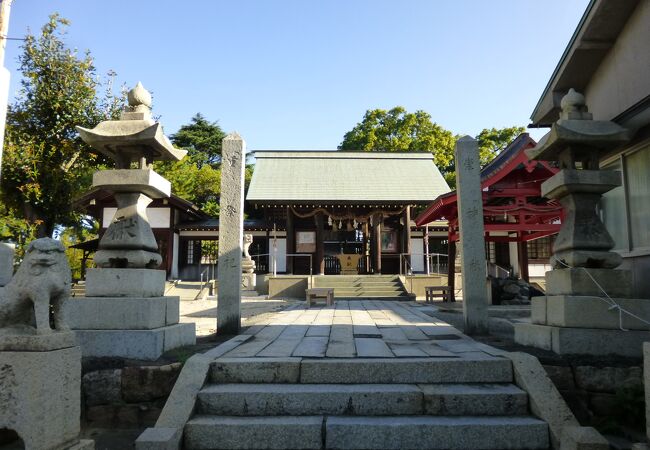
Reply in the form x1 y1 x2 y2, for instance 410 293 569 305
77 82 186 277
514 89 650 356
64 83 195 360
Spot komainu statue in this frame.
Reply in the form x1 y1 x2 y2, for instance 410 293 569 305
0 238 71 334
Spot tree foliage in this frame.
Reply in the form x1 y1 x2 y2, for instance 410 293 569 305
170 113 226 167
338 107 457 172
338 106 525 188
155 113 227 216
155 158 222 216
476 126 526 166
0 14 123 240
158 114 258 219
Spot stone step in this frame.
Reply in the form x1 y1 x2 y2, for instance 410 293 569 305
325 415 549 450
184 415 549 450
210 357 513 384
419 383 528 416
313 275 399 281
331 291 406 295
196 383 528 417
327 287 405 292
197 384 423 416
327 286 405 291
185 415 322 450
330 291 407 297
314 281 401 287
337 296 409 301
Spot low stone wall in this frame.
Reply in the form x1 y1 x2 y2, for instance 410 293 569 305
542 361 645 434
82 362 182 428
268 276 309 299
402 275 446 298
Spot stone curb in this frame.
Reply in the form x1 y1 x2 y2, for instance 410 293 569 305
134 334 252 449
504 351 607 449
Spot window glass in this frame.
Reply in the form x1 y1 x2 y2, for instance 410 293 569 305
600 158 628 251
527 236 553 260
624 144 650 250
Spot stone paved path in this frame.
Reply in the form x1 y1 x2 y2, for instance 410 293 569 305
180 297 295 336
218 300 502 359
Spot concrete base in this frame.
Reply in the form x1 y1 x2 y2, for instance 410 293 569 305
65 296 179 330
85 268 165 297
74 323 196 360
531 295 650 330
514 322 650 357
0 344 81 450
545 268 633 297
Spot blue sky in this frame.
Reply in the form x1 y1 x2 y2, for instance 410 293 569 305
5 1 590 150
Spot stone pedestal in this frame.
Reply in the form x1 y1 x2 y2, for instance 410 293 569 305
544 268 632 297
85 268 165 297
70 270 194 360
0 332 93 449
531 295 650 330
514 322 650 357
65 296 195 360
516 293 650 356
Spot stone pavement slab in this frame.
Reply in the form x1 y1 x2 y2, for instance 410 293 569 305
199 301 501 361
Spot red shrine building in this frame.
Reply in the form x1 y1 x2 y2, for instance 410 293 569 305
415 133 564 300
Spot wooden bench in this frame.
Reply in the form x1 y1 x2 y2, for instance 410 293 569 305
425 286 452 303
306 288 335 307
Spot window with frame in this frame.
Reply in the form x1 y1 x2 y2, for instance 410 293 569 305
527 236 553 260
599 141 650 253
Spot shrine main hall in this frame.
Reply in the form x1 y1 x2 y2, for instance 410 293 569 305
245 151 450 276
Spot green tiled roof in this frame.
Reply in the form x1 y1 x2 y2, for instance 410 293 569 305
246 151 450 204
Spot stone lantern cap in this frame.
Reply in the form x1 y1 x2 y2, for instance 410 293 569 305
76 82 187 167
526 89 630 162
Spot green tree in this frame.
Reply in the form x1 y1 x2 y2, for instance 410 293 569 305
1 14 123 240
476 126 526 166
339 106 525 188
159 114 258 219
157 113 225 216
338 106 457 172
170 113 226 167
155 158 222 216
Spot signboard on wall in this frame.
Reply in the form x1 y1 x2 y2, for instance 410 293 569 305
296 231 316 253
